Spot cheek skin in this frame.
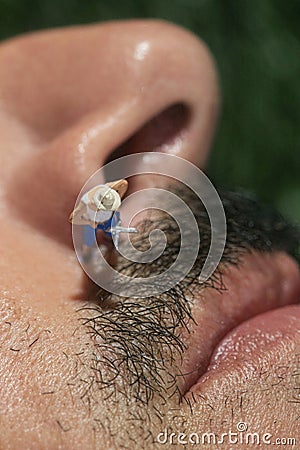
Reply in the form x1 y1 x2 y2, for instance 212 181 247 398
0 295 123 450
0 220 83 312
0 295 144 449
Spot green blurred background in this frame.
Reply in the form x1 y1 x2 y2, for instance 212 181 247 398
0 0 299 221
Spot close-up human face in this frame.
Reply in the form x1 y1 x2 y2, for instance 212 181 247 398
0 19 299 450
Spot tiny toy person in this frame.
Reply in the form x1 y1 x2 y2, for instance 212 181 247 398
69 179 137 261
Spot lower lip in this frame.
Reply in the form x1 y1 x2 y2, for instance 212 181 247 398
189 304 300 394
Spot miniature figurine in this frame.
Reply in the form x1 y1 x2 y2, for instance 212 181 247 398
69 179 137 261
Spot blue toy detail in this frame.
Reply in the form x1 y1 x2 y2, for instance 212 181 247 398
83 211 121 247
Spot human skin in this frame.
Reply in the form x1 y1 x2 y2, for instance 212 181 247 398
0 20 299 449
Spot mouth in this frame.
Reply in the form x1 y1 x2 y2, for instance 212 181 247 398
180 250 300 395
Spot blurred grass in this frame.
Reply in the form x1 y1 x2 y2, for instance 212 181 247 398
0 0 299 221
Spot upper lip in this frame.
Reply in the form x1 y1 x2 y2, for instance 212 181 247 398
179 250 300 394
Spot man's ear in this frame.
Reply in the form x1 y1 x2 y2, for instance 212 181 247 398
3 21 219 247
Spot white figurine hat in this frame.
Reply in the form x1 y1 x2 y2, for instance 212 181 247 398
93 186 121 211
